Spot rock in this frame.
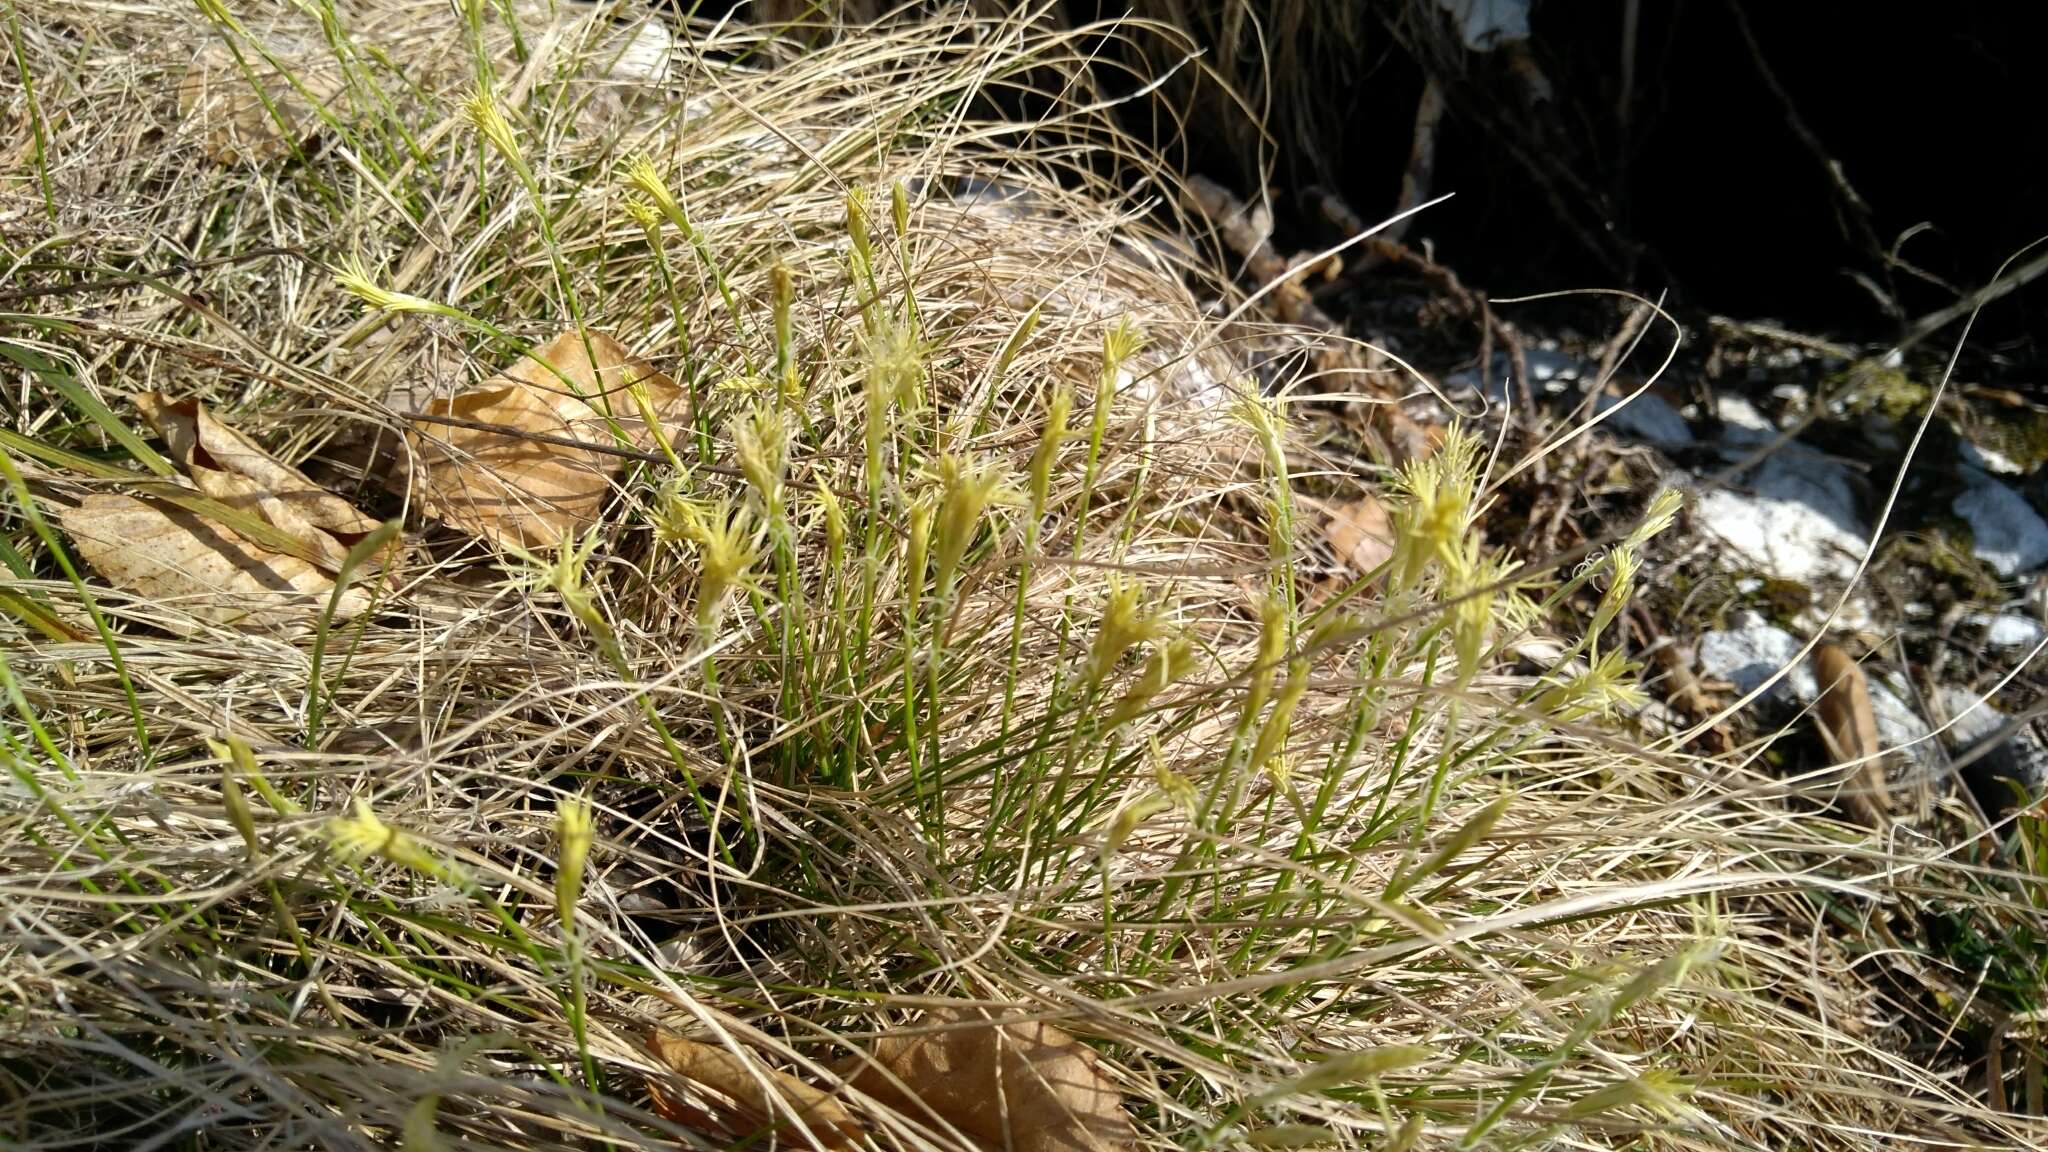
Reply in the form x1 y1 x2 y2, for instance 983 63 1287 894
1867 676 1931 760
1696 616 1814 700
1960 439 2024 476
1691 450 1869 586
1696 617 1928 756
1968 611 2048 649
1954 474 2048 577
1593 389 1693 444
1713 395 1777 447
605 18 674 84
1936 686 2048 812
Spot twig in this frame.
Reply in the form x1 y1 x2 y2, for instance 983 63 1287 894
1384 78 1445 247
1903 244 2048 349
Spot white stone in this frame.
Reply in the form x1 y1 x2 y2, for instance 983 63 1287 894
1691 451 1869 586
1968 611 2048 649
1954 476 2048 577
1935 686 2048 804
1960 439 2024 476
1714 395 1776 446
1698 621 1928 756
1697 621 1814 699
1868 676 1931 758
606 20 673 84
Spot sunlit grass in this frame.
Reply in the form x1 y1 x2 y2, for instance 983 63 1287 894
0 3 2041 1151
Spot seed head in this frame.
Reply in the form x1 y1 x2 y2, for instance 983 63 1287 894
1107 634 1196 728
623 154 688 233
334 258 455 318
555 797 594 929
326 798 449 880
1086 581 1169 684
732 404 788 517
928 453 1019 600
462 87 528 181
505 531 604 632
659 491 763 623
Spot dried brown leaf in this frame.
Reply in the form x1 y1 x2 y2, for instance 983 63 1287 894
646 1032 861 1149
176 39 344 165
1324 494 1394 577
63 494 367 631
133 391 383 573
842 1005 1135 1152
407 331 685 549
1811 643 1889 827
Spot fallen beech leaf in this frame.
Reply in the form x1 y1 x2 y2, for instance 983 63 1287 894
407 331 685 548
842 1005 1134 1152
63 494 368 631
134 391 383 573
1324 494 1394 577
1811 643 1888 827
177 39 345 165
647 1032 860 1149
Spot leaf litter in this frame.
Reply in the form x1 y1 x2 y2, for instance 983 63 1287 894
60 392 393 631
406 330 687 549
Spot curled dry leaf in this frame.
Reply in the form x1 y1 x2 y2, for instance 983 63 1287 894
1324 493 1395 577
177 38 345 165
841 1004 1135 1152
646 1031 861 1149
1811 643 1889 827
63 494 369 631
407 331 686 549
134 391 385 573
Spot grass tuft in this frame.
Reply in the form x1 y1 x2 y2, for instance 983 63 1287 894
0 3 2043 1150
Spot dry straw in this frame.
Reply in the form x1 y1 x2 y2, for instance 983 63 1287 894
0 3 2039 1150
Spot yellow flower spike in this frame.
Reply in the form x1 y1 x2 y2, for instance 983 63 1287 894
1245 593 1289 717
1027 381 1074 512
1249 657 1312 776
995 304 1042 380
1230 392 1288 477
622 199 663 231
1536 648 1648 721
815 484 847 566
1101 793 1175 866
890 180 910 237
1107 634 1196 729
659 492 762 624
904 497 933 612
845 187 873 272
929 453 1019 601
1101 317 1145 379
1150 739 1198 811
1589 542 1641 642
1388 426 1484 589
555 797 593 929
864 311 924 411
1626 487 1684 550
1565 1070 1693 1122
326 799 447 879
334 258 458 318
461 86 529 183
1442 539 1514 686
1084 581 1168 685
623 155 689 232
731 403 788 517
505 531 604 633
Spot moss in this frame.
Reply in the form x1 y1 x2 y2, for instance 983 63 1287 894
1963 405 2048 471
1834 362 1929 422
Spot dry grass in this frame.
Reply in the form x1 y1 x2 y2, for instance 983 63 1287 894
0 3 2043 1150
